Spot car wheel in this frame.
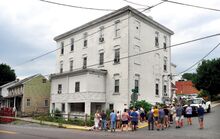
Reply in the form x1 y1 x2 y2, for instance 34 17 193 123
207 105 211 113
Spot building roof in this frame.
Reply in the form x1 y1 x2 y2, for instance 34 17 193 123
0 80 18 89
8 74 41 89
54 5 174 41
50 68 107 79
175 81 199 95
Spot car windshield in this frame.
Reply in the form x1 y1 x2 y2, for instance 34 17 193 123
188 99 202 104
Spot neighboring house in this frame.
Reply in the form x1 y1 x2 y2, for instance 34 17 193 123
50 6 174 115
0 80 18 108
175 80 199 98
5 74 50 116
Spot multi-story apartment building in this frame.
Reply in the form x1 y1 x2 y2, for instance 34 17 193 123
50 6 174 115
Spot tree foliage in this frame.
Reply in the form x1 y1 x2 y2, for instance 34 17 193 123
194 58 220 97
0 63 16 86
182 73 197 81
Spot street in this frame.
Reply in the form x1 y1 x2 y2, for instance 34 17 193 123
1 105 220 139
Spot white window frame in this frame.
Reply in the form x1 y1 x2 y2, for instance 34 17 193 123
114 20 120 38
155 32 159 47
70 38 74 51
61 42 64 55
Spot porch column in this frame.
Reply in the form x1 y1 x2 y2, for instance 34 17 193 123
85 101 91 116
13 97 17 117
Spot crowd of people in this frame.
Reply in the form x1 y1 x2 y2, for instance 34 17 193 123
92 103 205 132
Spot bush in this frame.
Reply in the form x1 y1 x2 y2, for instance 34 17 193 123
130 100 152 112
33 114 95 127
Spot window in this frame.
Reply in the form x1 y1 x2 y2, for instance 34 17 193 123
45 99 49 107
99 52 104 65
135 79 139 92
60 61 63 73
114 49 120 64
155 79 159 96
70 60 73 71
52 103 55 112
114 20 120 38
61 103 65 112
134 20 140 39
99 26 104 43
75 82 80 92
58 84 62 94
163 36 167 49
83 32 88 47
163 85 167 96
42 79 46 83
70 103 85 112
70 38 74 51
61 42 64 55
164 57 167 71
83 57 87 69
109 104 114 110
155 32 159 47
114 79 119 93
27 99 31 106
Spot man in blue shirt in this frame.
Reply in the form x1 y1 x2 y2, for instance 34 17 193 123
197 105 205 129
130 108 139 131
110 110 116 132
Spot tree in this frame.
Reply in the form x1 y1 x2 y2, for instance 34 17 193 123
194 58 220 97
182 73 197 81
0 63 16 86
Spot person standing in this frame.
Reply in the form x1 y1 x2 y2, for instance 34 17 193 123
164 106 170 128
197 105 205 129
100 110 107 131
94 110 101 130
175 104 183 128
147 109 154 130
110 110 117 132
158 107 165 130
116 111 121 129
153 106 159 130
130 108 139 131
121 109 129 131
185 104 193 125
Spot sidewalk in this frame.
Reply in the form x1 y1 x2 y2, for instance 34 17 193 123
0 116 148 131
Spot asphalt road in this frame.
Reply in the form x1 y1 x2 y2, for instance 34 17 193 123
1 105 220 139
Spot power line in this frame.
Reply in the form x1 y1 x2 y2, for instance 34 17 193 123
16 1 165 67
162 0 220 12
46 33 220 78
142 1 165 12
39 0 115 11
176 42 220 76
123 0 150 7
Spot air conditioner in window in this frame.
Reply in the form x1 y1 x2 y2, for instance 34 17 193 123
57 90 62 94
114 58 119 63
99 37 104 42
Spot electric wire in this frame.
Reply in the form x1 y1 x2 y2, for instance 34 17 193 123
176 42 220 76
162 0 220 12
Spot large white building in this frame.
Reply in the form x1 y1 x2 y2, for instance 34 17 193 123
50 6 174 115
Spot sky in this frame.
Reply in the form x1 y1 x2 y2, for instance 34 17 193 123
0 0 220 79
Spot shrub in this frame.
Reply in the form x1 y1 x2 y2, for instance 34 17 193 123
130 100 152 112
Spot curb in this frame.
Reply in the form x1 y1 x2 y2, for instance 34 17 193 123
0 116 148 131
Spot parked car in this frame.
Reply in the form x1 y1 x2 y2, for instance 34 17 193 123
183 98 211 116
